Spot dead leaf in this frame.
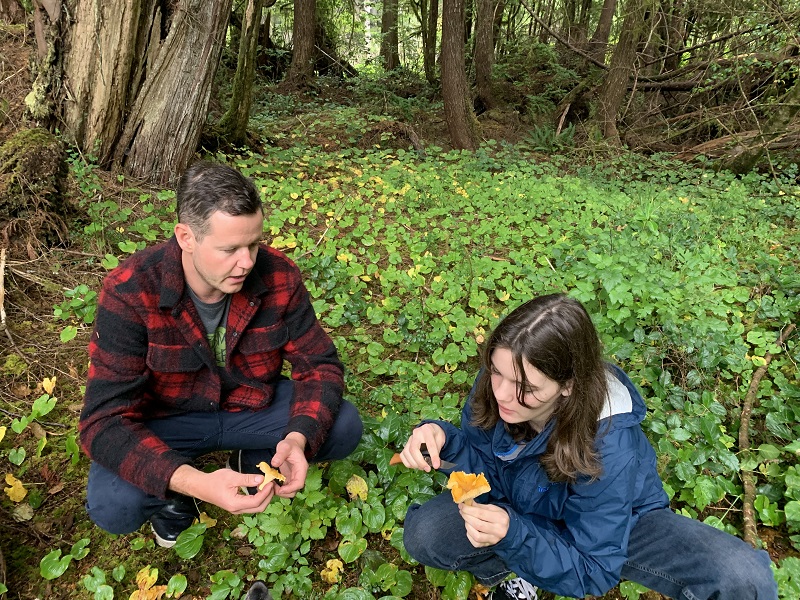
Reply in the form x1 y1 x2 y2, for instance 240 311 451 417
30 422 47 440
12 384 31 398
130 566 168 600
13 503 34 521
345 474 368 501
320 558 343 584
48 482 65 495
198 512 217 528
42 376 56 395
4 473 27 502
0 427 5 443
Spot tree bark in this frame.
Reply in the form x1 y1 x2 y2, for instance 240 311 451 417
62 0 233 185
441 0 480 149
219 0 266 145
280 0 316 90
0 0 25 22
719 79 800 173
594 0 647 144
474 0 495 111
423 0 439 84
587 0 617 62
380 0 400 70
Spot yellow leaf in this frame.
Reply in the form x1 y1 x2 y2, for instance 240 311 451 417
135 567 158 591
199 512 217 528
290 192 299 199
4 473 27 503
345 474 368 501
42 376 56 395
320 559 343 584
0 426 5 443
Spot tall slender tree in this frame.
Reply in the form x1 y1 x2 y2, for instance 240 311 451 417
474 0 496 111
220 0 270 144
441 0 480 149
380 0 400 70
280 0 316 90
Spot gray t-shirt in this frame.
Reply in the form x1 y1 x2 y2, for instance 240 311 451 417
187 288 231 368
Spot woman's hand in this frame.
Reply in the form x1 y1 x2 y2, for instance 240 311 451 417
459 502 510 547
398 423 446 472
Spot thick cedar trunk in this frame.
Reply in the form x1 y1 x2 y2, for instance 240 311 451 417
380 0 400 70
63 0 232 185
441 0 480 149
280 0 315 90
594 0 646 143
0 0 24 22
423 0 439 83
219 0 266 144
474 0 495 110
587 0 617 62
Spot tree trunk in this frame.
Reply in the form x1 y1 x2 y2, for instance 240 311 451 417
380 0 400 70
423 0 440 84
441 0 480 149
719 79 800 173
219 0 266 145
0 0 24 22
63 0 233 185
280 0 316 90
474 0 495 111
587 0 618 62
594 0 647 144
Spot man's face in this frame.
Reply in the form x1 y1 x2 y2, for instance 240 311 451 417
176 210 264 303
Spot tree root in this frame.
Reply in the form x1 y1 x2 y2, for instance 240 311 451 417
739 323 796 547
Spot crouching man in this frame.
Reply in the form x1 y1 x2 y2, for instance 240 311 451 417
80 161 362 547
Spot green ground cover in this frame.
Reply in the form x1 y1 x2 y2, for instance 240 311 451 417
4 142 800 599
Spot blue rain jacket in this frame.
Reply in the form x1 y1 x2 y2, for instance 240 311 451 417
433 365 669 597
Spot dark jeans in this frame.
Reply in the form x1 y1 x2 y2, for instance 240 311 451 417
86 380 363 534
404 493 778 600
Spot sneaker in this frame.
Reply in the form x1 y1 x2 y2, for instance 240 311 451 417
149 494 199 548
489 577 538 600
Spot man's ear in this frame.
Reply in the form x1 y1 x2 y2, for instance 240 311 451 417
174 223 195 252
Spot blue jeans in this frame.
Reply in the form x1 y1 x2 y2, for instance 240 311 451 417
404 493 778 600
86 380 363 534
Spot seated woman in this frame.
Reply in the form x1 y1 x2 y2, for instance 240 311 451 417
397 293 777 600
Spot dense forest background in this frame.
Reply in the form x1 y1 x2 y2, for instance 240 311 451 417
0 0 799 599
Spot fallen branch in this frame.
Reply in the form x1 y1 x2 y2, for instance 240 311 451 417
739 323 796 547
0 248 12 345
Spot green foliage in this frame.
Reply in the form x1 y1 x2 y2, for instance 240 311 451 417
45 141 800 598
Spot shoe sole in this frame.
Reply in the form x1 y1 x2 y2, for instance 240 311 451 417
151 524 177 549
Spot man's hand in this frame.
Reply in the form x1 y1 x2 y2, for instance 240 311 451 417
169 464 275 514
458 502 510 548
272 432 309 498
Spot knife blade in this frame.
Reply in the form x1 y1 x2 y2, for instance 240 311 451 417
388 444 458 470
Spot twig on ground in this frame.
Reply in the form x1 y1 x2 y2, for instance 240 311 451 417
1 249 13 345
739 323 797 547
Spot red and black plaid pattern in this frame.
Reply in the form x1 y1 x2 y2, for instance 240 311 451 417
80 237 344 498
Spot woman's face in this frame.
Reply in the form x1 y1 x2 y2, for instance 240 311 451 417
490 347 571 431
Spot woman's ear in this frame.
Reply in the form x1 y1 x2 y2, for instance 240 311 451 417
561 380 574 397
174 222 195 252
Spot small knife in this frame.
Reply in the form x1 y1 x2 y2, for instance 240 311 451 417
389 443 458 470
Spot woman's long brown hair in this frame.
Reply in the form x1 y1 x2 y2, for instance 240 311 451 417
470 294 609 483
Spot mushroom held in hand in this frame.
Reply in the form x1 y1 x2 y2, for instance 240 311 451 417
256 462 286 490
447 471 491 505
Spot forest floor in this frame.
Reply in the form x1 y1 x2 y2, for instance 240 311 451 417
2 19 796 600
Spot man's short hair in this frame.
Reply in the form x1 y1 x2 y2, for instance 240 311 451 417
177 161 263 239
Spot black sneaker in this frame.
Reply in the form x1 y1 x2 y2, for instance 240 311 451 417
489 577 538 600
244 581 273 600
149 494 199 548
